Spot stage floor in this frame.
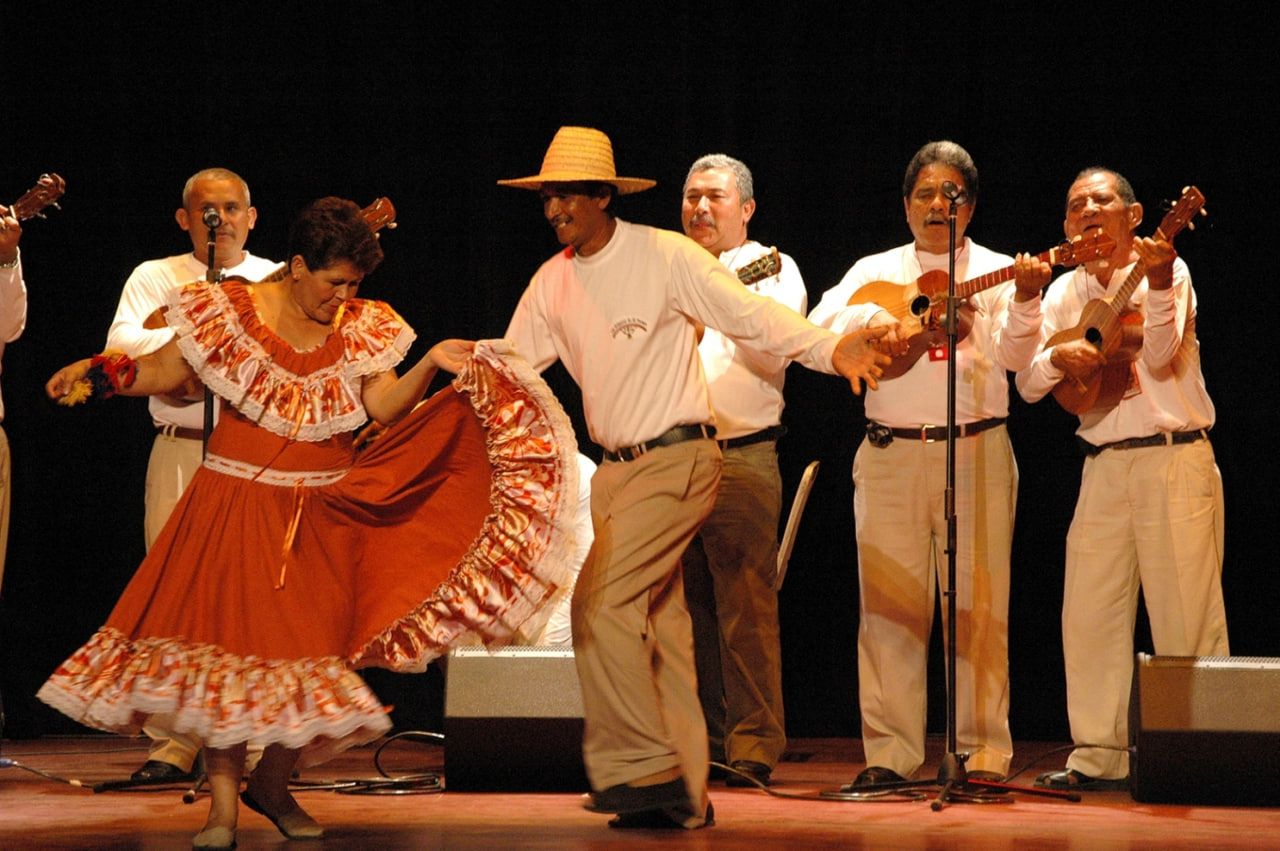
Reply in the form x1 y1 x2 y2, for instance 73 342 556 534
0 736 1273 849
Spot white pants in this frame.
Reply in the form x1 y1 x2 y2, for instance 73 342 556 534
853 426 1015 777
1063 438 1228 779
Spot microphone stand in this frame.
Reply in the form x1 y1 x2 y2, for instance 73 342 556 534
201 212 223 460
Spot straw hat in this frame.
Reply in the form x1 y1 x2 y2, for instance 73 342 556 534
498 126 656 195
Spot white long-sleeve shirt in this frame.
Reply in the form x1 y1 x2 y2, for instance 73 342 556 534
505 219 839 451
1014 257 1214 442
700 241 807 440
0 249 29 422
808 239 1042 425
106 251 280 430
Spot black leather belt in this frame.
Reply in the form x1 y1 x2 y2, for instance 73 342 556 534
719 424 786 451
157 425 205 441
604 424 715 462
866 416 1006 448
1079 429 1208 457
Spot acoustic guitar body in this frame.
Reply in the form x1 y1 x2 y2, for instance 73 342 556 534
848 273 973 380
1046 300 1138 414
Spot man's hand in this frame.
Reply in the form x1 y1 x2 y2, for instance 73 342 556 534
0 205 21 265
1049 338 1106 379
833 326 892 395
1013 252 1052 301
1134 236 1176 290
428 339 476 374
867 309 911 357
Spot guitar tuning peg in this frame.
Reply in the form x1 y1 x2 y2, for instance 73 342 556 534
386 222 397 229
1187 221 1195 230
1181 185 1189 193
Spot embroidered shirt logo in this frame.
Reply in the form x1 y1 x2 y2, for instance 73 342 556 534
611 317 649 339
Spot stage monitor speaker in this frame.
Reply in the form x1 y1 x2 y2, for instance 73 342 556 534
1130 653 1280 805
443 646 587 792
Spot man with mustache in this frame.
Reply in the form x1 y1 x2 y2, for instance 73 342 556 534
1015 168 1227 791
500 126 890 829
809 140 1049 787
678 153 799 789
105 167 279 783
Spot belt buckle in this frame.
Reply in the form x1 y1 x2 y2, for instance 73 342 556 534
867 423 893 448
920 425 938 444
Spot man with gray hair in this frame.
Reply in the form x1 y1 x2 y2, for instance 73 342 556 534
107 167 279 782
679 153 801 788
809 141 1049 787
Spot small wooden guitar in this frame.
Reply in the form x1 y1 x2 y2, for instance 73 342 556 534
846 231 1114 380
3 173 66 222
1047 186 1206 415
738 246 781 285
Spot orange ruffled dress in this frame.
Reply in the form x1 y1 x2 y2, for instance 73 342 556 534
37 280 578 765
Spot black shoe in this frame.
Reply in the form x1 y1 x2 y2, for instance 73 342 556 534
584 778 689 814
131 760 197 783
609 801 715 829
848 766 907 789
725 760 772 788
1034 768 1128 792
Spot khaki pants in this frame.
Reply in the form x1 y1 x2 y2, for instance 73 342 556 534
0 427 10 595
141 431 205 771
853 426 1016 777
1063 439 1228 779
682 439 785 768
572 439 720 826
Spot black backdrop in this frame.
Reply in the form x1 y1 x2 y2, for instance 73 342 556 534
1 3 1272 743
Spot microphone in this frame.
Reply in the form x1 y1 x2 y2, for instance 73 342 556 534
941 181 969 206
202 209 222 230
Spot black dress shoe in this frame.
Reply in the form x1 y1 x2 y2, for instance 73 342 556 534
609 801 715 829
584 778 689 814
849 766 908 788
1035 768 1128 792
131 760 197 782
725 760 772 788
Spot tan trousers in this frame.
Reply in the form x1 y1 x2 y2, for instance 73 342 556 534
0 427 10 595
571 439 721 826
682 439 786 768
1063 439 1228 779
853 426 1015 777
141 431 205 771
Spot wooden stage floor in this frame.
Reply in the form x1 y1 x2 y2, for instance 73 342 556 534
1 736 1274 849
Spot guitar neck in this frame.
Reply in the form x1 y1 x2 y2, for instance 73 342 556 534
1106 259 1147 311
954 244 1060 299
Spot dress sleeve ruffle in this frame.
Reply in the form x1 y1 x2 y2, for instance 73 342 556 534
349 339 582 669
166 282 415 442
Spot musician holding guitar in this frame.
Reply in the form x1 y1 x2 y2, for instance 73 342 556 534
104 168 280 785
1015 168 1228 792
808 141 1050 787
0 173 65 596
678 154 799 790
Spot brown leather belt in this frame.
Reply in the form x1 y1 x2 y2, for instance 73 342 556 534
604 424 715 462
866 416 1006 447
1079 429 1208 457
157 426 205 441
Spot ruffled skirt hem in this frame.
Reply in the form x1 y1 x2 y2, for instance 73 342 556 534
37 626 392 766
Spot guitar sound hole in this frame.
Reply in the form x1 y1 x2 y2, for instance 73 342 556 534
909 295 931 318
1084 327 1103 346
